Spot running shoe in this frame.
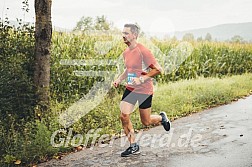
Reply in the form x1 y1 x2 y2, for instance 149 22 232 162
121 144 140 157
160 111 171 131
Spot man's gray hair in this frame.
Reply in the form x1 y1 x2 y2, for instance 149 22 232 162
124 24 140 36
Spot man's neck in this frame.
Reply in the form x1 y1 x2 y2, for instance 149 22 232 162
128 41 138 50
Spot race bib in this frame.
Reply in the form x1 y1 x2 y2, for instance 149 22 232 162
127 73 137 85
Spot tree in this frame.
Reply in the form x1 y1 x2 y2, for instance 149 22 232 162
205 33 212 41
231 35 244 43
171 36 178 42
94 15 110 30
73 15 112 32
197 36 203 42
182 33 194 41
73 16 93 31
34 0 52 114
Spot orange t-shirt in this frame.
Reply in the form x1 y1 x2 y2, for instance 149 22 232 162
123 43 157 95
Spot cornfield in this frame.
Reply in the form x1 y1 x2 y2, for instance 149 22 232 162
50 32 252 103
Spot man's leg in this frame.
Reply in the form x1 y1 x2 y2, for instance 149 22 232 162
139 94 171 131
120 101 140 157
120 101 135 143
139 108 162 126
140 108 171 131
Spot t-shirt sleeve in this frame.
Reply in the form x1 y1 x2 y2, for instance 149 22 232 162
140 46 157 68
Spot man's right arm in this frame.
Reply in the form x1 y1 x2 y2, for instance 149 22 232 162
113 69 127 88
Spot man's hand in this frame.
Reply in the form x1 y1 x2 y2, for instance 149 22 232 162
113 78 121 88
132 77 141 85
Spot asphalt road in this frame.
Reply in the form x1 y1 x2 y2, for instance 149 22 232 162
39 95 252 167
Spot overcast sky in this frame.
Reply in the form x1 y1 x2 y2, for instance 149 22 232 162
1 0 252 34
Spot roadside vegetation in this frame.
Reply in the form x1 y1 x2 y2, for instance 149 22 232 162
1 17 252 166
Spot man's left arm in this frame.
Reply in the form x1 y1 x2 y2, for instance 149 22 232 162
133 46 163 85
140 63 163 82
133 63 163 85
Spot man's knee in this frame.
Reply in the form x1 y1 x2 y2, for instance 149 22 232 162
141 120 151 126
120 113 130 124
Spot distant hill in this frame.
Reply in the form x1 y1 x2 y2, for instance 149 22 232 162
174 22 252 41
4 20 252 42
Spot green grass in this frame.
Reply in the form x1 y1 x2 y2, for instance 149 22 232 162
63 73 252 135
152 73 252 120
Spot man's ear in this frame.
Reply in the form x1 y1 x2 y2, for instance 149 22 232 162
133 33 138 39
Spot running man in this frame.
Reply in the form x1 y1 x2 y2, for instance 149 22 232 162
113 24 171 157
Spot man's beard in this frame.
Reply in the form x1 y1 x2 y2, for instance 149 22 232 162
123 37 131 46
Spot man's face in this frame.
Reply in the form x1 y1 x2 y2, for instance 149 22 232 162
122 27 136 45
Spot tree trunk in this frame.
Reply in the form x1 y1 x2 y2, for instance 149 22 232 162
34 0 52 114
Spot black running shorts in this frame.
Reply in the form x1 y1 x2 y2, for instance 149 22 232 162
121 88 153 109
